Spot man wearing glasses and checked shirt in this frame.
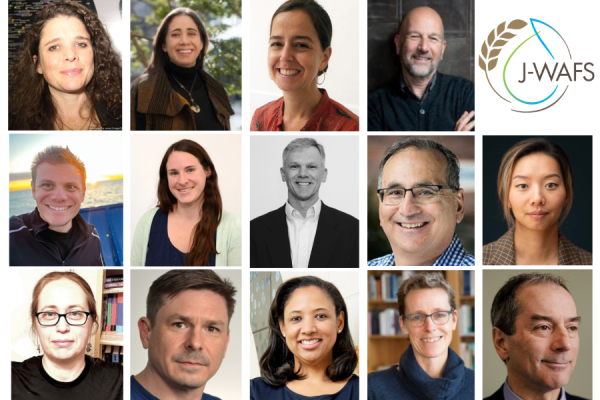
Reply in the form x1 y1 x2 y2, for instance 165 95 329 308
368 137 474 266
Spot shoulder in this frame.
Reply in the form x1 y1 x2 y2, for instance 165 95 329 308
138 208 160 226
566 392 590 400
369 84 396 100
437 72 474 90
368 366 400 394
251 98 283 131
220 209 240 225
483 386 505 400
251 207 284 227
483 230 514 265
88 356 123 379
10 213 31 233
368 253 394 266
202 393 222 400
250 377 283 396
323 95 359 131
559 234 593 265
322 204 358 225
201 70 228 95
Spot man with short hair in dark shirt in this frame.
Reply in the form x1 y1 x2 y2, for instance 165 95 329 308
368 6 475 131
9 145 104 266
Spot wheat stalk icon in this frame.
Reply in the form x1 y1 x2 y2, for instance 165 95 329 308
479 19 528 102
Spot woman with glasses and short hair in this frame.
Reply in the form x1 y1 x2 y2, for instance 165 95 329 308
368 272 474 400
12 271 122 399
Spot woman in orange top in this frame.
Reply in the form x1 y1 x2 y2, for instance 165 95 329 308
251 0 359 131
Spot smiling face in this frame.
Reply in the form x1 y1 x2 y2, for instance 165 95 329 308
162 15 204 68
35 279 93 364
499 283 579 396
268 10 331 94
379 147 464 265
281 146 327 206
32 162 85 233
166 151 210 207
399 288 456 366
34 16 94 96
508 153 567 234
278 286 343 370
141 289 230 392
395 7 446 80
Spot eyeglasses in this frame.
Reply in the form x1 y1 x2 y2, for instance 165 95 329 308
403 310 454 327
35 311 91 326
377 185 457 205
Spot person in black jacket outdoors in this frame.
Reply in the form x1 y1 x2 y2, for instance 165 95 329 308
9 145 104 266
368 273 474 400
485 273 588 400
368 6 474 131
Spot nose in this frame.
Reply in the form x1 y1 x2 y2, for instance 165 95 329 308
185 327 204 350
301 319 317 335
63 45 78 62
280 43 294 62
423 315 437 332
51 187 68 201
55 315 71 333
399 191 420 216
178 173 188 186
551 326 573 352
530 185 546 205
417 38 430 53
179 33 191 44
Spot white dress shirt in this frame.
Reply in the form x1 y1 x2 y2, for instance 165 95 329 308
285 199 322 268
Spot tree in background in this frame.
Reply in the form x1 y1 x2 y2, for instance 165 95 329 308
131 0 241 98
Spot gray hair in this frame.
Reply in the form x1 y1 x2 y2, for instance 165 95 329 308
377 137 459 189
31 145 86 187
282 138 326 166
491 273 570 336
397 272 456 316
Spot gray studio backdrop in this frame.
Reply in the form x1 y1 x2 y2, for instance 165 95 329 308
482 270 592 399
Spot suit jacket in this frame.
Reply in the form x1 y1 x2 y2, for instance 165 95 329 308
484 385 589 400
250 202 358 268
483 228 592 265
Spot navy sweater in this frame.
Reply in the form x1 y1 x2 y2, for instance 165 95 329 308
368 345 474 400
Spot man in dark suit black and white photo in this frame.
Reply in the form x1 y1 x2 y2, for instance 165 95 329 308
251 138 358 268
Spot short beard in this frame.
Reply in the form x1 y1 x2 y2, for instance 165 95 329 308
401 55 438 79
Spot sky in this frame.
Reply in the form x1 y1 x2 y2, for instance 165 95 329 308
9 134 124 191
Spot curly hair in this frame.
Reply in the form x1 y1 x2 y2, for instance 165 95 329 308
9 1 122 130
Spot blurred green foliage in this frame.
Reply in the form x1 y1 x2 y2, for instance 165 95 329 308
130 0 241 97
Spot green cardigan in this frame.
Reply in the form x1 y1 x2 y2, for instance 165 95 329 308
131 208 241 266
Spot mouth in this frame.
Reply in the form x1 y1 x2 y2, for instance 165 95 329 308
542 360 570 369
177 361 205 367
299 338 322 349
278 68 300 76
412 55 431 62
527 210 549 219
421 336 442 343
61 68 82 76
396 221 429 229
296 182 313 186
178 187 194 194
177 49 194 55
47 205 71 212
52 340 74 348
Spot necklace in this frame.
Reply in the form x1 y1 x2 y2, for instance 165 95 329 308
56 115 93 130
172 73 201 113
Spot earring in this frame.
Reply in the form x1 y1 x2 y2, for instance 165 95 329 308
317 72 326 85
338 329 341 333
283 333 286 337
86 343 92 353
269 73 274 81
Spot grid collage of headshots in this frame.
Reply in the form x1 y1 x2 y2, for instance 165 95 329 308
4 0 598 399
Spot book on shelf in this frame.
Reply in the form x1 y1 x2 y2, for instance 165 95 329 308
102 293 124 333
368 271 415 302
105 276 123 283
104 282 124 289
368 308 401 336
462 270 474 296
459 304 475 335
460 342 475 370
103 345 124 364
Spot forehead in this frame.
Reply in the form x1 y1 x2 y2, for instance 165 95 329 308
166 151 201 168
515 283 577 322
41 16 88 38
404 288 450 313
284 286 335 314
35 162 83 183
271 10 319 40
157 289 228 321
512 153 562 179
284 146 323 164
38 279 87 308
382 147 447 186
168 15 199 32
402 9 444 36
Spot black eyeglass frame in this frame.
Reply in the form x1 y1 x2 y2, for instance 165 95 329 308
377 185 458 202
402 309 455 327
35 311 92 326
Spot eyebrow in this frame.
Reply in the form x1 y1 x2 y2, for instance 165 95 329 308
530 314 581 324
512 173 561 180
167 165 195 172
408 307 447 314
269 35 314 43
167 314 226 327
383 180 435 188
169 28 198 33
288 307 329 314
37 179 80 186
44 36 90 47
39 304 86 310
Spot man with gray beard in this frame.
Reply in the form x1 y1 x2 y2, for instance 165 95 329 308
132 270 236 400
368 6 475 131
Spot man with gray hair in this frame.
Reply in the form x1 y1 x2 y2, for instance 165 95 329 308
369 137 474 266
486 273 587 400
9 145 104 266
251 138 358 268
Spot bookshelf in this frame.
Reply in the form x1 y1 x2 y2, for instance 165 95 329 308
367 270 475 372
92 269 124 363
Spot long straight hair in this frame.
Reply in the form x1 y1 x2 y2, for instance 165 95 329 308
157 140 222 266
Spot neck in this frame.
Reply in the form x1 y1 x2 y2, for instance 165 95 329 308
288 196 319 218
136 366 205 400
50 89 95 130
282 86 322 130
48 221 73 233
513 224 559 265
402 69 435 99
413 346 447 378
41 354 86 382
392 249 439 266
172 199 203 222
507 376 562 400
293 354 333 382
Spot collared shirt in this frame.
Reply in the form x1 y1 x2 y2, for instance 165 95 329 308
251 89 359 131
285 200 322 268
502 380 566 400
367 235 475 266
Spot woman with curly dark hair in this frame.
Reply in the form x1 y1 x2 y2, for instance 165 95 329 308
9 1 122 130
251 276 358 399
131 8 233 131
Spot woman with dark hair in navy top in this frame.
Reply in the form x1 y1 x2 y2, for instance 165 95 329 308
251 276 359 399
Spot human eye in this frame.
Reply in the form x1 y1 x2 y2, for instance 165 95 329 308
546 182 558 189
68 311 85 319
435 312 446 319
515 183 528 189
295 42 310 49
316 314 328 319
187 168 195 173
410 315 422 322
76 42 88 48
290 316 301 322
387 189 403 197
207 326 220 333
173 322 188 329
289 164 299 170
169 171 178 176
40 183 53 189
534 325 551 332
270 41 283 47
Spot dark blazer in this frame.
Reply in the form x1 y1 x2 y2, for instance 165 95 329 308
484 385 589 400
483 228 592 265
250 202 358 268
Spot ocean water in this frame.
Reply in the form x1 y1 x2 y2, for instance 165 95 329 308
10 179 123 217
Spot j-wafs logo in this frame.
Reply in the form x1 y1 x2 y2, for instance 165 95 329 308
479 19 594 113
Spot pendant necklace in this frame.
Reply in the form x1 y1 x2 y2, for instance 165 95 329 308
172 73 201 113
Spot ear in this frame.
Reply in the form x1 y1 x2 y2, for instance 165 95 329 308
205 166 212 178
394 34 402 55
492 327 510 362
321 167 328 183
455 188 465 224
280 167 286 183
222 329 230 360
441 39 447 60
450 308 458 331
138 317 152 349
81 184 86 203
31 180 35 199
399 315 409 335
336 311 345 332
33 55 42 74
278 318 286 338
162 43 167 53
319 46 332 72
